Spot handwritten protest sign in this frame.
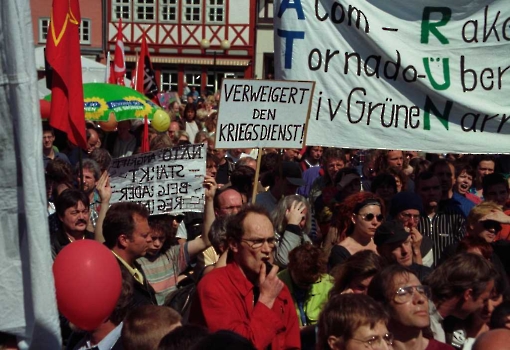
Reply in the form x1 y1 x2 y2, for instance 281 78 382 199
274 0 510 153
215 79 315 149
109 144 206 215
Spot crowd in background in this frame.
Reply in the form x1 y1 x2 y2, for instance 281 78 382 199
35 87 510 350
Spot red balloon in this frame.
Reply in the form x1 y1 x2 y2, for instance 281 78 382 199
53 240 122 331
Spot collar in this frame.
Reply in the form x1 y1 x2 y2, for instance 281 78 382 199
111 250 144 284
225 262 287 303
225 262 256 298
429 300 444 323
80 322 123 350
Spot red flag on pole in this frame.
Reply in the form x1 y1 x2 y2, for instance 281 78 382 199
113 18 126 86
135 35 158 99
46 0 87 149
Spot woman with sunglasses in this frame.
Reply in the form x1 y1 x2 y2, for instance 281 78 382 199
316 293 393 350
437 201 510 267
368 264 454 350
328 192 385 270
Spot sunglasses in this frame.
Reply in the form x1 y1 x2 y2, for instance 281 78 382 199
482 220 502 232
358 213 384 222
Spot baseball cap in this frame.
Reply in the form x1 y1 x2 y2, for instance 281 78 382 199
374 220 410 246
280 161 306 187
334 168 361 190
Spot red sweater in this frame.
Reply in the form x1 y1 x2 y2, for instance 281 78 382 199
190 262 300 350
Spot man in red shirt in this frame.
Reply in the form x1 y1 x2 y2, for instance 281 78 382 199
190 206 300 350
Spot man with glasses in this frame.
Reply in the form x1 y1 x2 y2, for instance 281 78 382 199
374 221 432 283
214 187 245 218
368 264 454 349
191 205 300 350
391 191 434 267
193 186 246 273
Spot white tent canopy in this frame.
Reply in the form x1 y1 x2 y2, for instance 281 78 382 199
35 46 130 98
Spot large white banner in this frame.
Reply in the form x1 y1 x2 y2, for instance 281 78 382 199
216 79 315 149
109 144 206 215
274 0 510 153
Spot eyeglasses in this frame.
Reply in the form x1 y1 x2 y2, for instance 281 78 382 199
394 285 431 304
351 333 394 349
358 213 384 222
241 237 277 249
482 220 502 232
399 212 420 222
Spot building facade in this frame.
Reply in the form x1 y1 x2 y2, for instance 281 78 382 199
107 0 257 97
30 0 105 59
254 0 274 79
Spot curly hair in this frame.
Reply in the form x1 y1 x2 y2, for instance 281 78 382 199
373 150 408 174
331 192 385 243
288 243 327 284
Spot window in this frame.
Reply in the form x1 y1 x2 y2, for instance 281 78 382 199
79 19 91 44
183 0 201 23
258 0 273 24
184 70 202 94
160 71 179 92
39 18 50 43
160 0 179 22
112 0 131 20
207 0 225 23
135 0 155 21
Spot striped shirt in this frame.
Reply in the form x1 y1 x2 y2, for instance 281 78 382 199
137 242 190 305
418 204 466 265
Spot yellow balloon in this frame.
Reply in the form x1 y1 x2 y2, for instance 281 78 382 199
151 109 170 132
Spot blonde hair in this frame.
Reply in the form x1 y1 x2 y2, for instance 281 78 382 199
467 201 503 229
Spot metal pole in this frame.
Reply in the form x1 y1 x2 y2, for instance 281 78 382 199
213 51 217 92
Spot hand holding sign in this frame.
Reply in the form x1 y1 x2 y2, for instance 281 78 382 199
204 175 218 202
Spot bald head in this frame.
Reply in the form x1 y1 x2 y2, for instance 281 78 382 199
214 188 243 218
473 329 510 350
168 121 181 141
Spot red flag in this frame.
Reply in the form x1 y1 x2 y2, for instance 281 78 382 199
46 0 87 149
135 35 158 99
113 18 126 86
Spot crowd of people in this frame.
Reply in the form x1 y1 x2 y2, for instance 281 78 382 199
37 89 510 350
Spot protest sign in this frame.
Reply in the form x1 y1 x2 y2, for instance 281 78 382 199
274 0 510 153
215 78 315 149
109 144 206 215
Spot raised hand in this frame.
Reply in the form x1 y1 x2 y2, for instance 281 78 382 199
480 210 510 224
203 175 218 201
285 200 306 226
96 171 111 204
